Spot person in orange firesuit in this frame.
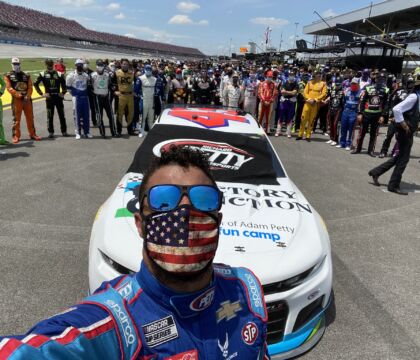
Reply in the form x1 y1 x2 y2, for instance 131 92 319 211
296 70 327 142
258 70 278 134
4 58 41 144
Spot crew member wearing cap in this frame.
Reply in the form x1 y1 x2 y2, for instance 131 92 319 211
368 74 420 195
135 64 157 138
171 68 187 104
91 59 116 137
297 70 327 141
258 71 278 134
4 58 41 144
34 59 68 138
114 59 135 136
66 59 92 139
223 72 244 109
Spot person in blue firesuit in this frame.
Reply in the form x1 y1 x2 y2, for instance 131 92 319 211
0 147 270 360
66 59 92 139
153 66 166 117
338 78 362 150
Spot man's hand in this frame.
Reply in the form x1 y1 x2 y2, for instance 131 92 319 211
43 93 50 98
357 114 363 123
378 116 384 125
307 99 315 105
23 96 29 101
114 91 121 97
59 93 64 98
400 121 411 135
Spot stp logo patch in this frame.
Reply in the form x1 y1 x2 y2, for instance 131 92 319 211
164 349 198 360
241 322 259 345
168 108 249 128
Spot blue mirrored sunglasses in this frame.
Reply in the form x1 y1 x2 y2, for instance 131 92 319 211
142 184 222 212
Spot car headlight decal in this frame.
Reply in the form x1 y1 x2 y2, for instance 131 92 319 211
100 250 135 275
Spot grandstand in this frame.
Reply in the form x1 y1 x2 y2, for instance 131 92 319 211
301 0 420 73
0 1 205 59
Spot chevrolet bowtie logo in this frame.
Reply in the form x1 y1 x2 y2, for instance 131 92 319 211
216 300 242 323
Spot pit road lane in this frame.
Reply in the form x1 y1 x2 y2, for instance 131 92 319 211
0 101 419 359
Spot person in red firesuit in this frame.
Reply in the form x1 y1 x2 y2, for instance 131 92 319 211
258 70 278 134
4 57 41 144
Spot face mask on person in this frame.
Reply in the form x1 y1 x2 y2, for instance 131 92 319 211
76 65 84 73
145 70 152 77
350 84 359 92
267 77 273 81
249 73 256 80
12 64 20 72
142 205 219 275
288 76 295 82
96 66 104 74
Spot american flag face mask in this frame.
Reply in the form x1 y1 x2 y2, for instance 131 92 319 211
143 205 220 274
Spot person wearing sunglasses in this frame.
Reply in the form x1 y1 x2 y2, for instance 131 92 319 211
0 146 269 360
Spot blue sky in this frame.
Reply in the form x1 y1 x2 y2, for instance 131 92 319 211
7 0 380 54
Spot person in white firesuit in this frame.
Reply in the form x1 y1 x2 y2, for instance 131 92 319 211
135 64 157 138
220 66 234 106
91 59 116 137
223 73 244 109
241 69 259 117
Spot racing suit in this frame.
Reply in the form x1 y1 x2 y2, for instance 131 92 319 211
171 78 187 104
66 70 91 136
380 88 408 157
354 85 389 154
293 80 307 133
115 69 134 135
0 76 6 144
278 80 298 136
34 69 67 135
91 71 116 137
135 74 157 134
0 262 269 359
223 83 244 109
154 73 167 117
193 77 213 105
340 88 362 148
211 76 222 106
299 79 327 139
242 77 259 117
4 71 40 142
220 74 232 106
327 84 344 143
258 80 278 133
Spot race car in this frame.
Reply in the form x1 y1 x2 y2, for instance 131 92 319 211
89 106 333 359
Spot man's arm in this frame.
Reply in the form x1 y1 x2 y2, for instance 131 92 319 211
393 93 418 123
0 304 122 360
4 75 20 98
33 72 43 96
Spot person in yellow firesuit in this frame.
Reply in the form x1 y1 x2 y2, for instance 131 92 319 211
113 59 134 136
296 70 327 142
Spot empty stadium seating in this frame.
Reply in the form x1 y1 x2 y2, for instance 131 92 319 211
0 1 204 58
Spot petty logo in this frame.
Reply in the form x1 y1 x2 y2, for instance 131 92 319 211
168 108 250 128
153 139 254 171
241 322 259 345
189 288 215 311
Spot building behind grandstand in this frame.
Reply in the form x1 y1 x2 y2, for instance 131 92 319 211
301 0 420 73
0 1 204 59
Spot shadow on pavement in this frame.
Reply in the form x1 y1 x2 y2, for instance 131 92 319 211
0 151 30 160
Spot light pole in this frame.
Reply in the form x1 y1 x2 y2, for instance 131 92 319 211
294 22 299 48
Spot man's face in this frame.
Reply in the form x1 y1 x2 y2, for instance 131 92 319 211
135 164 219 228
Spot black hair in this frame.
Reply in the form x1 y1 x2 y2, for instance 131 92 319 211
138 146 216 206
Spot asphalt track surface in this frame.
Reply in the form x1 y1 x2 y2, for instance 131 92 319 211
0 100 419 360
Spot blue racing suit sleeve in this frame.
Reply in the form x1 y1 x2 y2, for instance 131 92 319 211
0 304 123 359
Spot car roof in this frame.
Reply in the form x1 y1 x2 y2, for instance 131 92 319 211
157 107 264 134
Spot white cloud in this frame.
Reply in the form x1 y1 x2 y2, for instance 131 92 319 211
60 0 94 7
250 17 289 27
169 14 193 25
106 2 120 11
169 14 208 25
124 33 136 38
114 12 125 19
322 9 337 18
176 1 200 13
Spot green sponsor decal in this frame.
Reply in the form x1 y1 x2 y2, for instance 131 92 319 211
115 208 134 218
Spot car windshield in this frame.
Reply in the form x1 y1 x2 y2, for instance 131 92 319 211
128 124 285 185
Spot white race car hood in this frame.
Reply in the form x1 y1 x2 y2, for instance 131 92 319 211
96 172 326 285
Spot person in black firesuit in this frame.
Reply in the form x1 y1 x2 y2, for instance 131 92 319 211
325 75 344 146
378 76 414 158
368 74 420 195
34 59 68 138
352 72 389 157
193 70 214 105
